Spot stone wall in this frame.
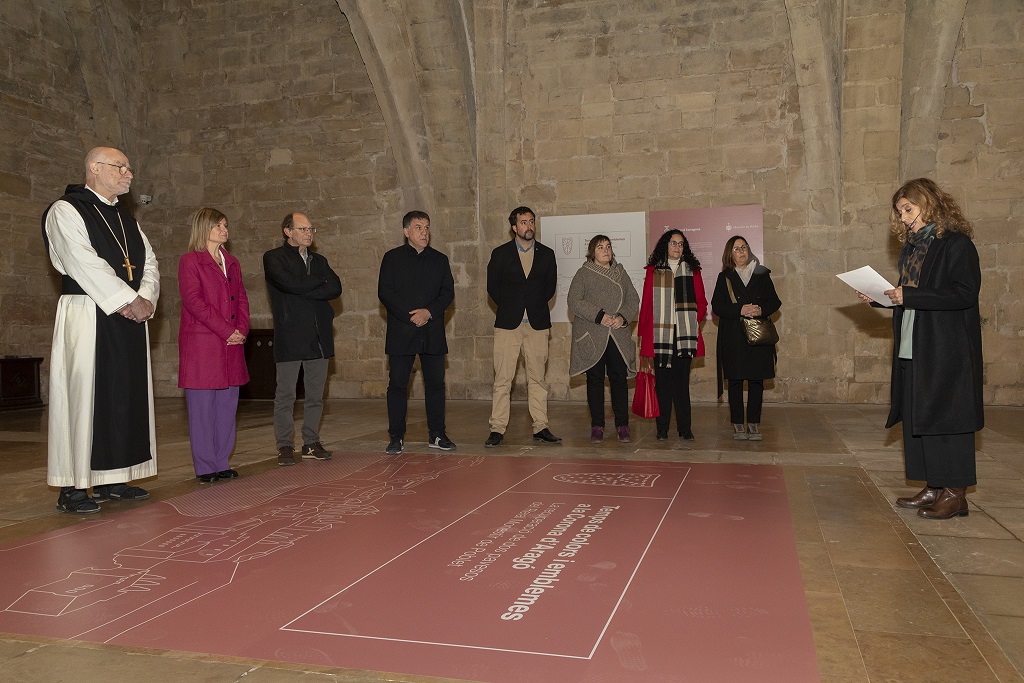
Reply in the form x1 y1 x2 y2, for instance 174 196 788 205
0 0 145 397
1 0 1022 407
136 0 404 398
942 1 1024 405
499 1 807 402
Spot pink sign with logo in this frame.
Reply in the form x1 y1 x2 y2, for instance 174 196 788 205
648 205 764 316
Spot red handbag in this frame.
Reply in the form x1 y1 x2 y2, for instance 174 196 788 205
631 358 660 419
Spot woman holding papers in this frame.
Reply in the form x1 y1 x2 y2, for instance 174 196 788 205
711 236 781 441
860 178 983 520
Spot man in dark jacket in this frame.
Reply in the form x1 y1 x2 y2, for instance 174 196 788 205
264 212 342 466
484 206 561 447
378 210 456 455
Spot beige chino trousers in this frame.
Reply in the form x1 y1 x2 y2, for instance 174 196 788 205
489 322 550 434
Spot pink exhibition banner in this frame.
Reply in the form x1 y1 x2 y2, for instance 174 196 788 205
649 205 764 317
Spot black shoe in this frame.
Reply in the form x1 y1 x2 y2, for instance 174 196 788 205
656 431 668 440
485 432 503 448
57 488 100 514
217 469 239 479
301 442 332 460
429 434 457 451
533 428 562 443
385 436 404 455
277 446 295 466
197 473 218 483
681 430 695 440
93 484 149 501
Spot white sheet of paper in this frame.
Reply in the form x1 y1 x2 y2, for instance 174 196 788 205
836 266 896 307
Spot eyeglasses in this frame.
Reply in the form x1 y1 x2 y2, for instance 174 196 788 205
97 162 135 176
732 245 749 252
290 227 316 234
668 240 684 247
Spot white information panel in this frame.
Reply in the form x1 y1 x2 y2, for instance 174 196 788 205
541 212 648 324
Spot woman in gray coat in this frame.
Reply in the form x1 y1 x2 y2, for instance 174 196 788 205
568 235 640 443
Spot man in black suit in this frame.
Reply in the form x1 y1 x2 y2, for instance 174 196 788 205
378 210 456 455
484 206 561 447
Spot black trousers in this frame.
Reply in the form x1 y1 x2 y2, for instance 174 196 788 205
654 356 692 435
586 342 629 428
387 353 446 438
898 359 977 488
728 379 763 424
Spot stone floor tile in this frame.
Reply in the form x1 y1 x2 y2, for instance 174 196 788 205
856 631 1001 683
984 506 1024 540
977 614 1024 679
0 639 37 665
971 478 1024 508
834 566 966 637
818 520 919 570
806 592 869 683
949 574 1024 618
916 536 1024 577
0 644 251 682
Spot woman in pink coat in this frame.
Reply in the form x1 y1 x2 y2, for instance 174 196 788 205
178 208 250 482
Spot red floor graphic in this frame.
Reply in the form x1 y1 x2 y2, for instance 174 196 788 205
0 454 819 682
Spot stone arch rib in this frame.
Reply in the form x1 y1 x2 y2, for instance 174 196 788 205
899 0 969 180
785 0 842 226
336 0 436 211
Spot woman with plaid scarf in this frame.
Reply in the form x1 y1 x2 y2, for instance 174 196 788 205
638 230 708 440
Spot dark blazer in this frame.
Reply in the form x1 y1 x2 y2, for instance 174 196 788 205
885 231 984 434
178 249 250 389
711 265 782 382
263 242 342 362
487 239 558 330
378 244 454 356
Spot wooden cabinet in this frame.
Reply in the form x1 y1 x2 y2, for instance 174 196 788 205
0 357 44 410
239 330 303 400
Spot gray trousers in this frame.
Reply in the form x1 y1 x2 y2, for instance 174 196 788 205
274 358 329 448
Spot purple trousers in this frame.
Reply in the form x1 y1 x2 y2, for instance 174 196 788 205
185 386 239 476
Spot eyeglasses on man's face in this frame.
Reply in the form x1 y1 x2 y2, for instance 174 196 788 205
290 227 316 234
732 245 749 252
97 161 135 176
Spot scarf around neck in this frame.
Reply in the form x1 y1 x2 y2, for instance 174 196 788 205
652 259 698 366
736 257 758 286
898 223 936 288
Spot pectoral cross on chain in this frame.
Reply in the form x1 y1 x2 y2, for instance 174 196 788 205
122 256 136 282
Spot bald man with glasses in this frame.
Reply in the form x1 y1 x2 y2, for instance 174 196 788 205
42 147 160 514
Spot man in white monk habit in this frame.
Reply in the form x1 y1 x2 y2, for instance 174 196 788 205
42 147 160 513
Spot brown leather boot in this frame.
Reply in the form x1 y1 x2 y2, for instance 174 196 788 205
918 487 968 520
895 486 942 509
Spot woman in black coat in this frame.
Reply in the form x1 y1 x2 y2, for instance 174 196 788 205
711 236 781 441
858 178 983 520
